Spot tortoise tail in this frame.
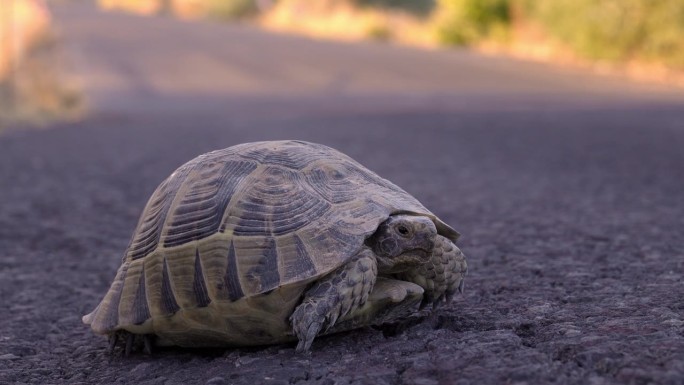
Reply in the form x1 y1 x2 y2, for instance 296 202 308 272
82 261 130 334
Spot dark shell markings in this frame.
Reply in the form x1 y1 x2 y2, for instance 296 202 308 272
83 140 465 351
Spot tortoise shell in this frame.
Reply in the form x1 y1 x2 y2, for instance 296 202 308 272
83 140 459 346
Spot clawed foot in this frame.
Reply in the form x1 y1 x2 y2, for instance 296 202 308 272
290 299 328 353
419 274 466 311
290 249 377 353
108 331 154 356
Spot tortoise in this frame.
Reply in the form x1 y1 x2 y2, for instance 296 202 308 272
83 140 467 353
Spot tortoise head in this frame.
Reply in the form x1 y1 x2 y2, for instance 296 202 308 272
368 214 437 273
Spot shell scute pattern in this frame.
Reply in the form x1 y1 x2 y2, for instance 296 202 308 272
163 159 257 248
233 236 281 295
125 267 147 324
127 175 182 261
238 140 335 170
84 141 459 339
227 166 332 237
305 162 361 204
215 240 244 302
192 249 212 308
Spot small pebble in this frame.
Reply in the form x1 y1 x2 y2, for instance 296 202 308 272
132 362 151 373
206 377 227 385
236 356 260 366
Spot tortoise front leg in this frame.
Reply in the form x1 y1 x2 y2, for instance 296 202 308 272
290 248 377 353
324 277 424 335
396 235 467 309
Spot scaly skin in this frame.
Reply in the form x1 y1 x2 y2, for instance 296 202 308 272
290 248 377 353
396 235 467 308
290 231 466 352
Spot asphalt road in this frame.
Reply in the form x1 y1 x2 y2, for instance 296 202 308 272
1 3 683 385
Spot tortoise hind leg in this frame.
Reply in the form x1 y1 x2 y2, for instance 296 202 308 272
107 331 155 356
290 248 377 353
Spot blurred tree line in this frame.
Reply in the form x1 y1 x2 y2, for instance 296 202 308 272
435 0 684 69
353 0 684 69
354 0 436 15
99 0 684 70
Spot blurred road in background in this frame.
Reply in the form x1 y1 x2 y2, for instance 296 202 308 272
53 3 684 117
0 3 683 385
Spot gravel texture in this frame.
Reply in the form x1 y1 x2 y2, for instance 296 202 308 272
1 103 683 384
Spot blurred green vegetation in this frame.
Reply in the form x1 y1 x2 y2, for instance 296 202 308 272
523 0 684 68
434 0 684 69
435 0 511 44
354 0 435 16
205 0 259 20
97 0 684 72
365 22 393 41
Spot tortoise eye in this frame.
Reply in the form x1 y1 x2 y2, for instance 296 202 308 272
396 225 411 237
